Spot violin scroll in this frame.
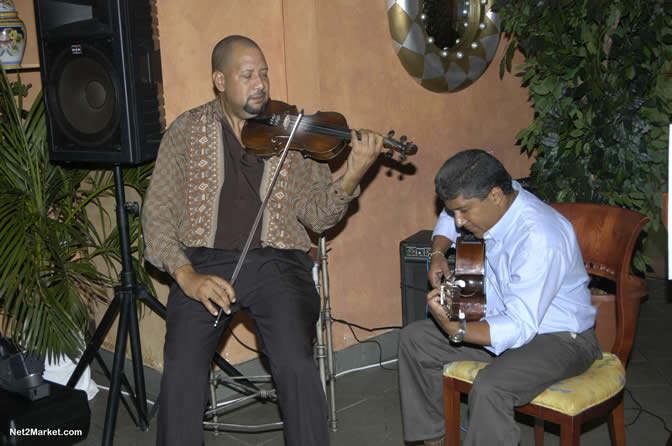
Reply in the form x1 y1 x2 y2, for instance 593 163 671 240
383 129 417 163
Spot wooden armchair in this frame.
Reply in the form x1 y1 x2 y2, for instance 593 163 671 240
442 202 650 446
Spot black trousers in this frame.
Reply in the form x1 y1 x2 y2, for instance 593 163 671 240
156 247 328 446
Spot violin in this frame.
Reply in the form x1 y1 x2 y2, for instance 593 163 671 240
241 100 418 161
440 235 486 322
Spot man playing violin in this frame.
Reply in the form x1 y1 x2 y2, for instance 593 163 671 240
142 35 384 446
398 149 601 446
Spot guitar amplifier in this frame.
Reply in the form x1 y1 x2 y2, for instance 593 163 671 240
399 230 455 326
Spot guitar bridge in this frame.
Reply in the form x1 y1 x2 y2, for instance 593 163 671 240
440 276 466 305
440 275 485 322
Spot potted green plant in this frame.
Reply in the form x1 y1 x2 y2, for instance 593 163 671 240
0 66 154 361
497 0 672 270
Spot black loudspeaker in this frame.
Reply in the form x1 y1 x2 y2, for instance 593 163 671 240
399 230 455 326
34 0 164 165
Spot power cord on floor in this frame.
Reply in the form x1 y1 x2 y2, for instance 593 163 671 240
224 314 403 374
335 358 398 378
624 387 672 435
331 317 402 371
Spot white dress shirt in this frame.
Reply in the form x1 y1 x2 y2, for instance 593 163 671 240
432 181 597 355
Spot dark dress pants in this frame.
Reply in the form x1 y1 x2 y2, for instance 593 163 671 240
156 247 328 446
398 318 601 445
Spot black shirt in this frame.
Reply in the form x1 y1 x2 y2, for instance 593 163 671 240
213 118 265 251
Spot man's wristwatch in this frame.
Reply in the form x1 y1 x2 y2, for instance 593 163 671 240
448 316 466 343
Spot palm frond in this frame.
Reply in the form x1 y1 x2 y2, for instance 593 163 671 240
0 66 108 358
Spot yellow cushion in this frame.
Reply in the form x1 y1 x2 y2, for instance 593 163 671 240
443 352 625 416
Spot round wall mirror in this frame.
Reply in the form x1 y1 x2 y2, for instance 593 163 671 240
388 0 502 93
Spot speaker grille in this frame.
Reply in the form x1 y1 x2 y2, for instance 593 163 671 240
49 45 121 147
34 0 164 165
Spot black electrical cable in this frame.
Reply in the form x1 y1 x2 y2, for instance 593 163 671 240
331 317 402 371
227 313 404 371
343 323 397 371
227 325 261 354
624 387 672 435
403 283 431 293
331 317 402 332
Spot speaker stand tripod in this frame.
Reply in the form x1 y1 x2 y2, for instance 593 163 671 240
67 165 166 446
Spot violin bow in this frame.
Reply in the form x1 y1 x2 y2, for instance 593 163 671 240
213 110 305 327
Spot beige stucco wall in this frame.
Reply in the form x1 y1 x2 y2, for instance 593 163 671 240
13 0 533 370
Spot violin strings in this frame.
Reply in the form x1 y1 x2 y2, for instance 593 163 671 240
278 115 404 150
286 115 352 139
295 119 350 138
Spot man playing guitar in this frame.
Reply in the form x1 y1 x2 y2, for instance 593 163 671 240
398 149 601 446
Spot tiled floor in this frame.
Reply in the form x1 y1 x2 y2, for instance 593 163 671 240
81 279 672 446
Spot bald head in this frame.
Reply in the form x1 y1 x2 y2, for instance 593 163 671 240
211 35 269 121
212 35 261 73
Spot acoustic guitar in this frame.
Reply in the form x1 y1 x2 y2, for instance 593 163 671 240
440 235 486 321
